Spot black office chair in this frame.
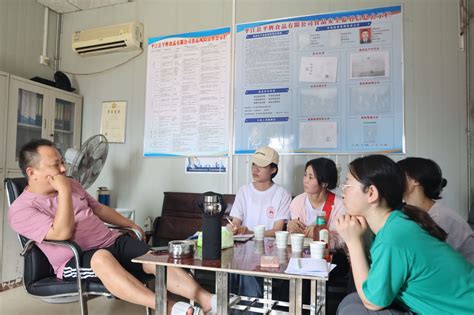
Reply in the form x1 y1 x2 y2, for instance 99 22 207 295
4 177 153 315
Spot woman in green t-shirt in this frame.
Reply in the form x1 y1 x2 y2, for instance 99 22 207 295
336 155 474 315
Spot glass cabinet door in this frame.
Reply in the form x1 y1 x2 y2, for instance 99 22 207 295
15 89 44 157
54 98 76 156
7 77 82 170
6 78 47 169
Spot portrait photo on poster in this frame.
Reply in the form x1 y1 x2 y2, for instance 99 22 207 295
359 28 372 44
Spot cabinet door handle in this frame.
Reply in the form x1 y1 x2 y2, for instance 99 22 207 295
50 119 54 137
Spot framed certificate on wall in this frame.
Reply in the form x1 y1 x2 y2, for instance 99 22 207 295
100 101 127 143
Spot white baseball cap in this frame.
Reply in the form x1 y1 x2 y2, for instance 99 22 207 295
252 146 279 167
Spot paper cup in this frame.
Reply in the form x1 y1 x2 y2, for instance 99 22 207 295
277 248 288 264
254 240 264 254
254 225 265 241
290 233 305 252
310 241 326 259
275 231 289 249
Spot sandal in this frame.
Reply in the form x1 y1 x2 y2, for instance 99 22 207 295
171 301 203 315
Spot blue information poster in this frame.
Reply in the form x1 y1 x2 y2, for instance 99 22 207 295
234 6 404 154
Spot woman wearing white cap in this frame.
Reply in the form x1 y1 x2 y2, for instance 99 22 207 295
227 146 291 301
228 146 291 237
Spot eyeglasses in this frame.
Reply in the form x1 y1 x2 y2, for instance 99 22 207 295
339 183 359 192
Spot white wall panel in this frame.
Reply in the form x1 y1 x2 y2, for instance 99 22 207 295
0 0 57 80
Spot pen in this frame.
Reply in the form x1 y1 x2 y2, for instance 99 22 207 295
226 217 235 228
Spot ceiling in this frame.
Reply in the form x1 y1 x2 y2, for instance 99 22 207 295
37 0 129 14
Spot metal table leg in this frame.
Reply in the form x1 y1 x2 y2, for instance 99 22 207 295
317 279 326 315
263 277 272 309
216 271 229 314
289 278 303 315
310 280 316 315
155 265 167 315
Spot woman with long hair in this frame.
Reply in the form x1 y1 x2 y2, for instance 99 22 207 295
397 157 474 264
336 155 473 314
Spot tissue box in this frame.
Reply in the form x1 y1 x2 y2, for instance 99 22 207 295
260 256 279 268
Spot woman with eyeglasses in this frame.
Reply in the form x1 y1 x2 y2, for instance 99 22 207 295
287 158 346 249
397 157 474 264
336 155 474 314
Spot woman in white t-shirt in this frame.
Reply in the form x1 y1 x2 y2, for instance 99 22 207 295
227 146 291 301
287 157 346 249
397 157 474 264
228 146 291 236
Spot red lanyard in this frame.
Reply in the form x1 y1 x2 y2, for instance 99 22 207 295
322 191 335 221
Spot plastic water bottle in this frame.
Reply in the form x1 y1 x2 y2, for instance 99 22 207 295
312 211 327 241
144 216 152 232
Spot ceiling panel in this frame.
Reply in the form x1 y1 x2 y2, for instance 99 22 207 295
37 0 129 14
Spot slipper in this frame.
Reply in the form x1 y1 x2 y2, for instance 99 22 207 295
171 301 203 315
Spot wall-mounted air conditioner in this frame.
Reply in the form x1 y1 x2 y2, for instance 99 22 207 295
72 22 143 56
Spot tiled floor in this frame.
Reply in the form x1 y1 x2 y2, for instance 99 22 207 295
0 286 147 315
1 284 343 315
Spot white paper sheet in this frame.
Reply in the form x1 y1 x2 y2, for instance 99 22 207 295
299 56 338 83
285 257 336 277
299 121 338 148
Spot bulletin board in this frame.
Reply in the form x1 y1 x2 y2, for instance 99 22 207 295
234 5 404 154
143 27 231 157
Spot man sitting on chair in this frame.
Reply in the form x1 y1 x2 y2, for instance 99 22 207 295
8 139 215 315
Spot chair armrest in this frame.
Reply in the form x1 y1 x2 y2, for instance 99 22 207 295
108 225 143 240
41 240 88 291
21 239 85 282
42 239 83 258
20 239 36 257
20 239 83 259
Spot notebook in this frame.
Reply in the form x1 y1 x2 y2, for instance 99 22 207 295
233 234 254 242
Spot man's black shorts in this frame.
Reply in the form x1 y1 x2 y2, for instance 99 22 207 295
63 234 150 281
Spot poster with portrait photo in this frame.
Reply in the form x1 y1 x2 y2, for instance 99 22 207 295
235 5 404 154
350 50 390 79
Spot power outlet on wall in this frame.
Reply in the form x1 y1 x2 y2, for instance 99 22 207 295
39 55 49 66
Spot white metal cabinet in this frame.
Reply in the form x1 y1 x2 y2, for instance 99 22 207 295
0 72 8 170
1 169 23 283
6 76 82 170
0 72 8 282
